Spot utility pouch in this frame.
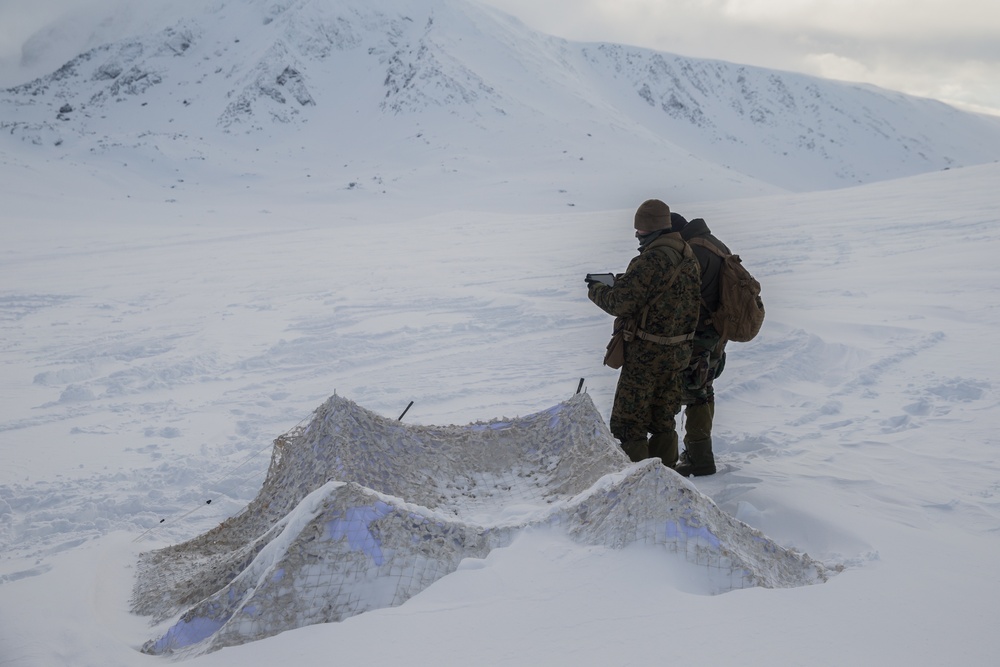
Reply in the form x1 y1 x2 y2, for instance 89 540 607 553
685 348 712 390
603 317 635 369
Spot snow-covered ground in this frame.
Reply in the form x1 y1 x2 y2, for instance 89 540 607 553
2 153 999 664
2 1 1000 663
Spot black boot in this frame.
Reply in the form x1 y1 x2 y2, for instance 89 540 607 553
674 451 716 477
648 431 678 468
676 402 716 476
620 438 649 463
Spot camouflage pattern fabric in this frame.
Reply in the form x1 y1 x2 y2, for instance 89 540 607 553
608 338 685 451
589 233 701 462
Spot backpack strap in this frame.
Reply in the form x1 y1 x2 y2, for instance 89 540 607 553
686 236 726 324
687 236 728 258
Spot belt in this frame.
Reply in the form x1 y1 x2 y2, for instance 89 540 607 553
633 330 696 345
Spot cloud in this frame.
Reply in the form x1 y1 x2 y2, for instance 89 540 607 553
716 0 1000 40
803 53 873 84
0 0 132 86
480 0 1000 114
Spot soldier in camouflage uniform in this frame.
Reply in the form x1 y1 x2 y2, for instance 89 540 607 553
587 200 701 466
670 212 731 476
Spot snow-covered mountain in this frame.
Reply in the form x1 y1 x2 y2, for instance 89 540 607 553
3 0 1000 209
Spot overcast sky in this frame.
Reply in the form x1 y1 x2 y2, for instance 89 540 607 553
1 0 998 115
480 0 1000 115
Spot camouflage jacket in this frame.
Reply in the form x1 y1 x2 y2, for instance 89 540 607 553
588 233 701 342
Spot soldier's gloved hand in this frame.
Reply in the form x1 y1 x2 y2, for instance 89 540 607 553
585 276 599 287
713 351 727 379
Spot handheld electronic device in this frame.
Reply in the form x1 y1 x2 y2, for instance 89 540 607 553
585 273 615 287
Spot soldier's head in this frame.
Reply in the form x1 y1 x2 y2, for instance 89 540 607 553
670 212 688 232
634 199 671 234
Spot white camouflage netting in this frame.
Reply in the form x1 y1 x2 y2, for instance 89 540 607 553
132 393 829 657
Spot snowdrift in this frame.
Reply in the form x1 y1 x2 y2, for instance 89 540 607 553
132 393 829 657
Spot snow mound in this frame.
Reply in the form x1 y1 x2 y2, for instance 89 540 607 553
132 393 829 656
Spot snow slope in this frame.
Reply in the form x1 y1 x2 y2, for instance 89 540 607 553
1 153 999 664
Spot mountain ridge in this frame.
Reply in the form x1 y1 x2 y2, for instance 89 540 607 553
3 0 999 210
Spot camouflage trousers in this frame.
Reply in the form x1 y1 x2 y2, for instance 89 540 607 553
678 331 726 466
609 338 691 466
678 329 724 400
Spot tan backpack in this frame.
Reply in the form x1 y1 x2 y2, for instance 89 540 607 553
688 237 765 344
